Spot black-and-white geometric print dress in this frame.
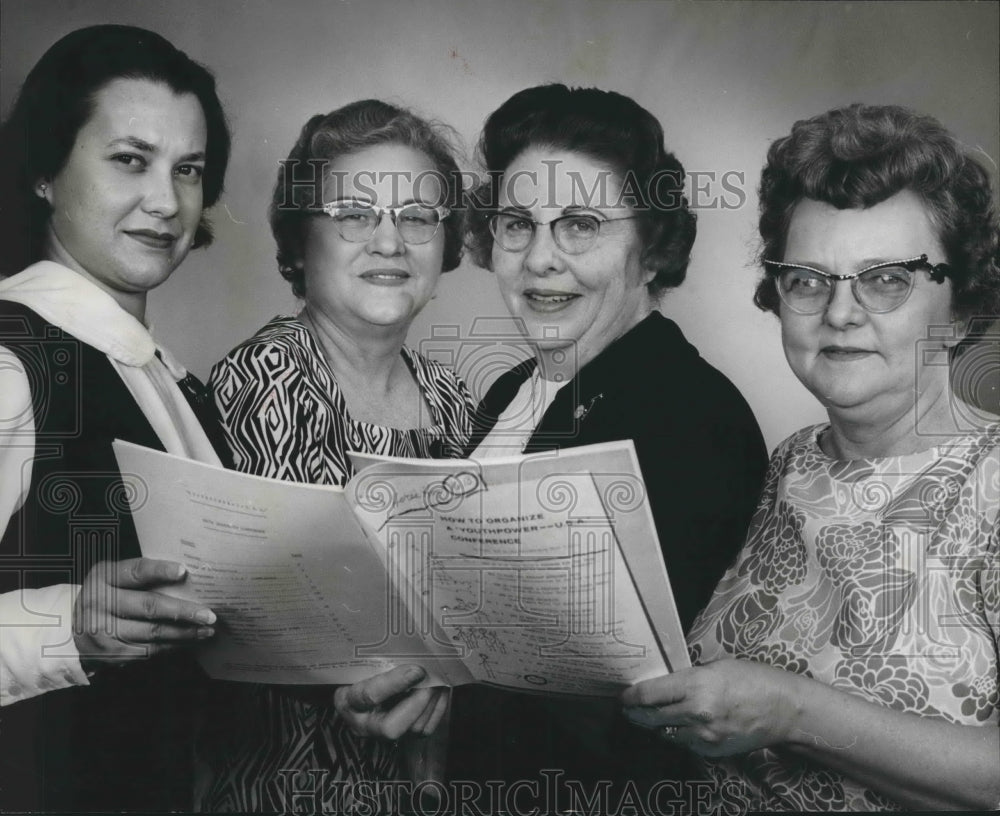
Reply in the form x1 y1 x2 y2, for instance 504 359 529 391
197 316 474 813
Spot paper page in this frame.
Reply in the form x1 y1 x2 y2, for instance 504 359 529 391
112 441 470 686
348 443 678 696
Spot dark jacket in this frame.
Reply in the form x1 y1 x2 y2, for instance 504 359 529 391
449 312 768 798
0 301 231 812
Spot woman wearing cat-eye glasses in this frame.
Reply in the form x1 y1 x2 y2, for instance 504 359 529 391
625 103 1000 812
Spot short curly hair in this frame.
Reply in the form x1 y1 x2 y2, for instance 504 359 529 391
466 84 696 297
755 103 1000 321
270 100 465 298
0 24 230 278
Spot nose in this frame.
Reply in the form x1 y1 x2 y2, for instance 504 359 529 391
142 167 180 218
523 223 562 277
366 210 405 256
823 278 867 328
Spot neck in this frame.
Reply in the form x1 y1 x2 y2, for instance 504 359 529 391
535 306 652 381
823 373 969 459
298 305 407 388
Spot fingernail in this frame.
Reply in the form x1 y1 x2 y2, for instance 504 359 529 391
197 627 215 639
172 563 187 580
405 666 425 682
195 609 216 625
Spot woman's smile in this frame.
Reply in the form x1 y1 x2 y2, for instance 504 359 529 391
359 267 411 285
124 228 179 250
522 288 582 311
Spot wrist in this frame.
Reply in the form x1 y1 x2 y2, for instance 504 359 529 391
778 669 821 748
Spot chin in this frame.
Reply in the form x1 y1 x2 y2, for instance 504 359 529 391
814 386 882 413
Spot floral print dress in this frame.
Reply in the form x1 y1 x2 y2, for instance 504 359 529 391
687 422 999 811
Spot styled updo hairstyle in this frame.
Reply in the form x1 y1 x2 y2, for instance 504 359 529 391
467 83 697 296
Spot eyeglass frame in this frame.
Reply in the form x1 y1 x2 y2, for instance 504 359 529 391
488 209 640 255
315 199 452 245
762 253 951 315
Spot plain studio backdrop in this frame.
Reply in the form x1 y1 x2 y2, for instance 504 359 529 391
2 0 998 452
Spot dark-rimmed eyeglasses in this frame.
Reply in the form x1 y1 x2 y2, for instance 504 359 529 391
316 200 450 245
489 211 638 255
763 254 951 315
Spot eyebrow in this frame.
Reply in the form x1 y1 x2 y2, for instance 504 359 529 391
107 136 205 163
562 204 606 216
496 205 606 218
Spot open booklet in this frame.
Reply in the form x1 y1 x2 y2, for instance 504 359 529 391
112 439 688 698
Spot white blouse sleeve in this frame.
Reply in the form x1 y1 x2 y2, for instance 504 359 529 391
0 345 88 706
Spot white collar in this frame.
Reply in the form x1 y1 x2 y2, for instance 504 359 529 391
0 261 170 369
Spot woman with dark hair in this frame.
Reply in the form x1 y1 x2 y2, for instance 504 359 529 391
441 83 769 801
201 99 474 813
0 24 231 811
624 104 1000 811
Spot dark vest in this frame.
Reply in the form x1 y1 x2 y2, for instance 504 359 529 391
0 301 231 812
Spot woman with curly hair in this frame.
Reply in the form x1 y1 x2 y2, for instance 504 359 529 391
438 83 769 802
624 103 1000 812
201 99 473 813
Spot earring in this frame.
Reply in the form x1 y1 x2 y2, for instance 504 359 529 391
36 183 48 197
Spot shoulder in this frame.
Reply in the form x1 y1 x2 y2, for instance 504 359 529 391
210 317 314 381
0 343 32 428
940 421 1000 494
479 357 535 409
0 300 62 344
603 315 765 445
403 345 472 400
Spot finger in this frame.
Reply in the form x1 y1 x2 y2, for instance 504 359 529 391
333 686 369 732
106 558 189 589
101 617 216 646
343 665 426 712
421 688 449 735
621 670 688 708
410 688 444 733
372 687 435 740
111 588 216 626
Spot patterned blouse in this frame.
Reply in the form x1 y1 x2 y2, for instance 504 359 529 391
687 422 999 812
199 316 475 813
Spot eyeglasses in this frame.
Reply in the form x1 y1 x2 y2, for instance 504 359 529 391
317 200 451 245
763 254 951 315
489 211 638 255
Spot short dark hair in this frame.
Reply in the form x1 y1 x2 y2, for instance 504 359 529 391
270 100 465 298
0 24 231 277
755 103 1000 320
466 83 696 297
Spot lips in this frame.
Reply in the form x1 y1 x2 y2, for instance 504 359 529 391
125 229 177 250
523 289 581 312
821 346 874 359
360 268 411 285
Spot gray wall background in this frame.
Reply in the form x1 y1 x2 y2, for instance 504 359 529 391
2 0 997 451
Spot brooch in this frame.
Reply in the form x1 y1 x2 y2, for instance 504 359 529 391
573 393 604 420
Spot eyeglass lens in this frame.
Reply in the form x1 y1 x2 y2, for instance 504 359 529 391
491 213 603 254
777 265 916 314
332 204 443 244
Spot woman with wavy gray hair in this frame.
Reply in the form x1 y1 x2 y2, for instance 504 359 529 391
625 103 1000 812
